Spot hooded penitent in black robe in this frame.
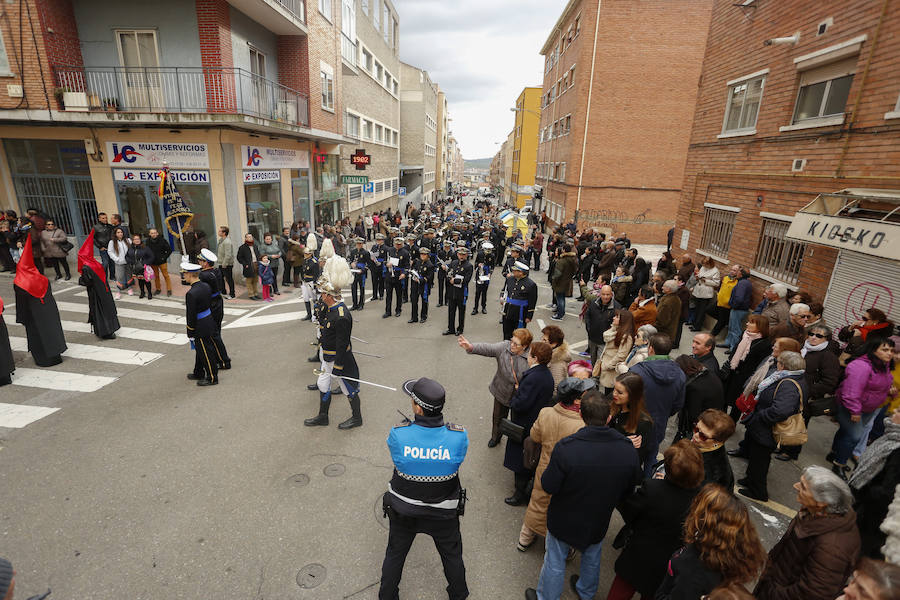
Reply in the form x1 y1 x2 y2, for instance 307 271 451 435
14 284 67 367
0 300 14 385
79 267 120 338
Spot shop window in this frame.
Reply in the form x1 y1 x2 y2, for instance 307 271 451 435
244 182 282 243
291 169 311 224
699 205 738 258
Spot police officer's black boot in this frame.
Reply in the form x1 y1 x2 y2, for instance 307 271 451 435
338 393 363 430
302 302 312 321
304 392 330 426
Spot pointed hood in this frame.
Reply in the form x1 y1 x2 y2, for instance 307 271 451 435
78 229 108 289
13 235 49 301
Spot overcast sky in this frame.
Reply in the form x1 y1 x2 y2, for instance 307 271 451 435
393 0 565 160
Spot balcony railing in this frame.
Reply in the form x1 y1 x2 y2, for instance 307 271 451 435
341 32 357 68
53 65 309 127
274 0 305 22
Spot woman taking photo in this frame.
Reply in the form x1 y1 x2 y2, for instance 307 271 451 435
656 483 766 599
595 309 635 394
755 466 861 600
458 328 532 448
504 341 555 506
518 377 593 551
839 308 895 361
107 226 131 300
606 440 704 600
830 339 896 479
609 372 654 470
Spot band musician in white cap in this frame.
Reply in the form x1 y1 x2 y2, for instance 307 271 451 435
502 261 537 341
182 262 218 386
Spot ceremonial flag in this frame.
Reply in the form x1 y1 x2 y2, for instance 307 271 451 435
159 166 194 239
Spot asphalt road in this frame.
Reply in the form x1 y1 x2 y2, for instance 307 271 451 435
0 256 838 599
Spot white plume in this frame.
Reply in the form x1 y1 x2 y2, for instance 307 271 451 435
320 237 335 260
321 255 353 294
306 233 318 251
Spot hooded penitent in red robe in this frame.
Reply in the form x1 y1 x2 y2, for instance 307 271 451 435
13 235 66 366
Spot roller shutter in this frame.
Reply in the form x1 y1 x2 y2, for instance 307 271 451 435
822 250 900 334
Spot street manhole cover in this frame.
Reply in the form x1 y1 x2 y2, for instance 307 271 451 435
323 463 345 477
296 563 327 588
288 474 309 487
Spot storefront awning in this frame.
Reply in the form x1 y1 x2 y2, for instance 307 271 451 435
785 188 900 260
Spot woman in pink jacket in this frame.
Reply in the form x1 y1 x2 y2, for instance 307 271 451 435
829 338 896 479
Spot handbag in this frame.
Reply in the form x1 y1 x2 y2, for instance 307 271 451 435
58 240 74 254
735 392 756 414
522 435 540 470
144 264 155 281
807 394 837 418
773 378 808 448
499 417 525 444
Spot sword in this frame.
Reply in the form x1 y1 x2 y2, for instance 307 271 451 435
353 350 383 359
313 369 397 391
351 335 369 344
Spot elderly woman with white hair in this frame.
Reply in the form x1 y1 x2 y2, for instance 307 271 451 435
617 324 656 374
754 465 861 600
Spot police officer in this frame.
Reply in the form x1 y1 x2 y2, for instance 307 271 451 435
348 237 370 311
383 236 410 319
471 241 494 316
370 232 387 301
502 261 538 341
304 256 360 429
300 246 320 321
379 377 469 600
408 247 435 324
442 246 473 336
198 248 231 370
436 239 453 307
183 262 218 386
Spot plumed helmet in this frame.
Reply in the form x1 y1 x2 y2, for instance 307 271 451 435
306 233 318 251
317 255 353 296
319 237 335 260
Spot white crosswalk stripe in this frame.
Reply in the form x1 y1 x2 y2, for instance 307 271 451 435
9 337 164 366
73 291 248 316
0 402 61 428
55 301 186 324
10 368 118 393
5 319 189 345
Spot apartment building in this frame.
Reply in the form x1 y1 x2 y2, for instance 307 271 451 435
398 62 437 208
0 0 350 250
510 87 541 209
340 0 401 220
674 0 900 329
489 151 500 190
447 135 461 192
502 128 515 203
435 88 449 198
535 0 712 242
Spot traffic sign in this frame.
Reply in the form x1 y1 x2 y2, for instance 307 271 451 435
341 175 369 185
399 187 406 197
363 182 374 193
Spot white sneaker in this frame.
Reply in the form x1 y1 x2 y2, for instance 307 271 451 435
114 292 121 300
127 288 134 296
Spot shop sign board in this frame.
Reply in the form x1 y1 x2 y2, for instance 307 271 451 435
341 175 369 185
243 170 281 184
786 212 900 261
114 169 210 183
107 142 209 169
241 145 310 169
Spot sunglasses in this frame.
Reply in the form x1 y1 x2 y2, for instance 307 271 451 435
808 332 827 339
693 425 711 442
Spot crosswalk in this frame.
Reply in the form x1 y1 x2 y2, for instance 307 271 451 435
2 286 250 430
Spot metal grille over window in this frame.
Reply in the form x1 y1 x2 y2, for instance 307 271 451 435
349 185 362 200
754 218 805 286
699 207 737 258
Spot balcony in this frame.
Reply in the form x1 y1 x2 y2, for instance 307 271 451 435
53 65 309 128
225 0 307 35
341 32 358 74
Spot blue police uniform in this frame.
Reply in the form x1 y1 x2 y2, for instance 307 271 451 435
380 413 469 600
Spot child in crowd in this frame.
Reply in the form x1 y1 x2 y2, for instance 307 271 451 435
258 254 275 302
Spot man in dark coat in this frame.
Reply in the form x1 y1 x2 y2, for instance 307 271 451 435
503 343 555 506
584 285 619 365
525 392 641 600
14 236 66 366
199 249 230 370
77 231 120 340
691 332 720 377
183 262 218 386
0 295 14 386
501 262 537 340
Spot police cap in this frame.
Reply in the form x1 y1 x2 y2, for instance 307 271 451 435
403 377 446 412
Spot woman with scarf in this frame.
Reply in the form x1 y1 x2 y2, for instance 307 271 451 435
850 408 900 559
839 308 895 362
617 324 656 375
540 325 572 389
738 350 808 502
722 314 773 417
517 377 593 552
830 339 896 480
594 309 635 395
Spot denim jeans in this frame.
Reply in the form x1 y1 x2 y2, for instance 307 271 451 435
99 249 113 279
554 292 565 319
725 309 749 350
536 530 603 600
832 405 879 465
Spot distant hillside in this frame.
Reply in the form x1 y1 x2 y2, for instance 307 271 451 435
464 157 492 170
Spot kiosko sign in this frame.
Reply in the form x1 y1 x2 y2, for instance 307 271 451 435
786 213 900 261
241 145 310 169
107 142 209 169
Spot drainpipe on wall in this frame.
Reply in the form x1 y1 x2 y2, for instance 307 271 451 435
574 0 602 227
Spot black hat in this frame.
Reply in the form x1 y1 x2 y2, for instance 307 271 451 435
403 378 445 412
556 377 596 402
0 557 12 598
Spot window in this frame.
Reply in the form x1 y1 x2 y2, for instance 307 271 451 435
363 119 373 140
569 66 575 88
564 115 571 133
792 57 856 123
0 28 11 75
375 62 383 81
362 48 373 72
723 73 765 134
373 0 379 29
392 79 398 95
345 112 360 138
754 217 805 285
559 163 566 182
320 69 334 110
392 131 398 145
383 6 390 42
375 124 383 143
699 205 738 257
318 0 332 21
361 0 368 15
393 18 399 52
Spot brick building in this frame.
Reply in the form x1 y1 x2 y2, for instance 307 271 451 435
339 0 401 220
398 62 437 209
673 0 900 331
0 0 349 252
534 0 713 243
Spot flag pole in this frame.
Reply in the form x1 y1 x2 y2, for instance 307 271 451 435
164 163 188 257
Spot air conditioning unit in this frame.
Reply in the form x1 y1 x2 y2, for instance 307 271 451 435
792 158 807 172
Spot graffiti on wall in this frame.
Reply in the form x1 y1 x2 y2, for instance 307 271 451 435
843 282 895 327
578 208 655 231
